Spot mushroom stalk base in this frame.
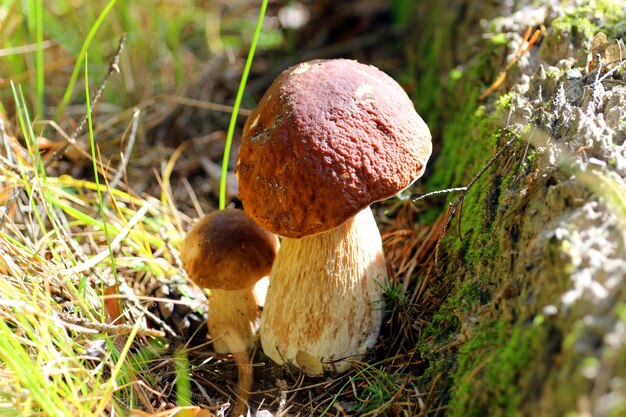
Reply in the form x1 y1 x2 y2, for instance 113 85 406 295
208 287 259 354
260 207 388 374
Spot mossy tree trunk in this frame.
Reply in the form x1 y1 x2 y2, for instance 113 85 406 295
410 1 626 416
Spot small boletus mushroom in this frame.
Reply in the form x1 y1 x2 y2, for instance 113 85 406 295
180 208 279 354
236 59 432 374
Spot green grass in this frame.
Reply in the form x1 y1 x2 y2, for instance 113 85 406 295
57 0 119 118
1 0 283 117
1 1 434 415
1 89 180 414
219 0 268 210
0 1 276 414
320 356 414 417
85 54 119 287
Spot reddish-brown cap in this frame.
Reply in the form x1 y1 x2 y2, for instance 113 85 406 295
236 59 432 238
180 208 280 290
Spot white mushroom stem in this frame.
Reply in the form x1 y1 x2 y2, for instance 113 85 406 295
260 207 388 375
208 287 260 354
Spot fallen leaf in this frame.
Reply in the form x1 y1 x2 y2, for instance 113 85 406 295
588 32 625 73
129 406 215 417
104 283 123 324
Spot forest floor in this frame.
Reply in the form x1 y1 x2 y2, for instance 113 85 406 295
0 1 449 416
6 1 624 415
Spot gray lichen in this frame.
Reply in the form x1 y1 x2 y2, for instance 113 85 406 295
416 1 626 416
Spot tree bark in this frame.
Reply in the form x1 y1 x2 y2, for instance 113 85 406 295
411 2 626 416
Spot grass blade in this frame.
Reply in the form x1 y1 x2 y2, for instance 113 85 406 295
219 0 268 210
85 54 119 286
56 0 118 118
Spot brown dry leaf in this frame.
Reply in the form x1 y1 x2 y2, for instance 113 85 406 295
103 283 128 353
104 283 123 324
129 406 215 417
35 136 63 158
588 32 625 72
0 186 11 206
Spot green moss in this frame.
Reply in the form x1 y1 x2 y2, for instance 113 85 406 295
545 66 562 80
407 2 626 416
405 3 600 414
547 1 624 46
448 321 548 417
426 88 498 191
491 32 508 46
427 281 490 338
441 130 521 266
449 67 463 81
551 12 598 42
542 1 625 66
495 92 514 111
416 277 496 401
410 7 520 405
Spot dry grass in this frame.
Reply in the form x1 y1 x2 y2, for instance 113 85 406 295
0 105 440 416
0 1 443 416
1 151 438 413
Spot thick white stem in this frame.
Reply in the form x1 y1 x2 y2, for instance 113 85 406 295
260 207 388 374
208 287 259 354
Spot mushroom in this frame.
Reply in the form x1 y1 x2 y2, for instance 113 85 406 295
180 208 279 354
236 59 432 374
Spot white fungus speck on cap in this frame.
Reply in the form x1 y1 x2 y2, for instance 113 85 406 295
355 83 374 97
292 62 311 75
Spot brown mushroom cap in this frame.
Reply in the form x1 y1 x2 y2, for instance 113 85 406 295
236 59 432 238
180 208 279 290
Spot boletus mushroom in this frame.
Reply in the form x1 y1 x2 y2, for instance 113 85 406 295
180 208 279 354
236 59 432 374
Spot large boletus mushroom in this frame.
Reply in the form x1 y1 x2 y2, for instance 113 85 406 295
236 59 432 374
180 208 279 354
